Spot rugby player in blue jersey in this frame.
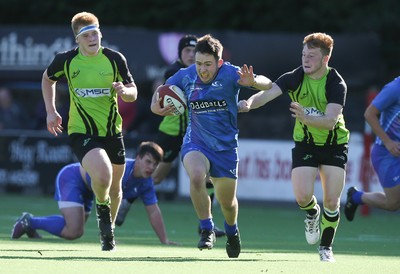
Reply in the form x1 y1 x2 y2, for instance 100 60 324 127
151 34 272 258
11 141 178 246
345 78 400 220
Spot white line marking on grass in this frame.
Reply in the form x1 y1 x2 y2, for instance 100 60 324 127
342 235 400 243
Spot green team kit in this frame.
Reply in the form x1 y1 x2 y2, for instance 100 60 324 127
46 47 134 136
158 60 188 137
276 66 349 145
158 112 188 136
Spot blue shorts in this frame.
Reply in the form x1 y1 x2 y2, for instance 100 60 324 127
371 144 400 188
54 163 94 213
181 143 238 179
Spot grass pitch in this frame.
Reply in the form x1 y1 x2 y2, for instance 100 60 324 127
1 193 399 274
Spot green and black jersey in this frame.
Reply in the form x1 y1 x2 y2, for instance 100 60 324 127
46 47 134 137
275 66 349 146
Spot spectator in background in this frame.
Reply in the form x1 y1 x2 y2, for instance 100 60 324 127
0 87 27 130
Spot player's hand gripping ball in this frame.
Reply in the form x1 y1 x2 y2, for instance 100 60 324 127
157 84 187 116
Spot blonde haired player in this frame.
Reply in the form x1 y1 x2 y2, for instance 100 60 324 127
239 33 349 262
41 11 138 251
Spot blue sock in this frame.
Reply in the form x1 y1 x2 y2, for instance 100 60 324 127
224 221 238 236
353 190 364 205
30 215 66 237
199 218 214 231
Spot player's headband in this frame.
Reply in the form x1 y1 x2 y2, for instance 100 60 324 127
76 24 100 38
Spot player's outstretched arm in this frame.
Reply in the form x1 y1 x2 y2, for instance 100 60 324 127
238 83 283 112
237 64 272 90
145 204 179 245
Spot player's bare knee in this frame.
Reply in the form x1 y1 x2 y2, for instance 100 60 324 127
323 198 340 211
93 176 112 189
296 196 313 207
189 170 206 182
218 197 236 209
190 176 206 190
63 229 84 240
110 189 122 201
90 168 112 187
386 201 400 211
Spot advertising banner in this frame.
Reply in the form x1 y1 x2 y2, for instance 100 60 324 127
0 26 380 88
178 134 381 202
0 131 178 197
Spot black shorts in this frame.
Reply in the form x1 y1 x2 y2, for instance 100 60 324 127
291 142 348 169
154 131 183 162
69 133 126 165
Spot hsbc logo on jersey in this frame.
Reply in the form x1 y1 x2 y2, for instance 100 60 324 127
74 88 111 97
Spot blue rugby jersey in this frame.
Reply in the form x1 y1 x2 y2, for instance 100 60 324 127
372 76 400 145
166 63 241 151
85 158 157 206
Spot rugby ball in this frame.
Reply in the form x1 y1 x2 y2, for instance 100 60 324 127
157 84 187 116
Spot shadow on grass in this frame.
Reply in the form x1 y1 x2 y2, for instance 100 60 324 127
2 194 400 259
0 249 264 262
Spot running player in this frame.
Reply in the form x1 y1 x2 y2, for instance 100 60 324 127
151 34 272 258
345 77 400 220
152 34 225 237
41 12 138 251
238 33 349 262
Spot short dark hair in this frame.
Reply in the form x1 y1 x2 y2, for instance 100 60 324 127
136 141 163 163
195 34 223 61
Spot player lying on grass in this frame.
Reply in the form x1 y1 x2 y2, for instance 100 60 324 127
11 141 178 246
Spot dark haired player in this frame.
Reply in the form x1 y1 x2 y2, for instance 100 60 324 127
11 142 178 246
151 34 272 258
152 34 225 238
